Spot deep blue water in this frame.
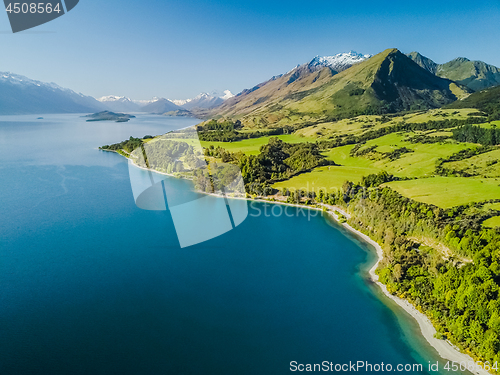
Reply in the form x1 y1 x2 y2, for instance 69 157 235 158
0 114 453 374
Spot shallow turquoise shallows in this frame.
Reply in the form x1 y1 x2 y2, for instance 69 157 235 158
0 114 461 374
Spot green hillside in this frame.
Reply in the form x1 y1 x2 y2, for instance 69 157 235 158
446 85 500 121
214 49 470 129
408 52 500 91
384 177 500 209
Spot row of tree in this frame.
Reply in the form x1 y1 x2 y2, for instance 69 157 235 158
453 124 500 145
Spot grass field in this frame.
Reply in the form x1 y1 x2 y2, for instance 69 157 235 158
483 216 500 228
425 130 454 137
273 165 374 193
484 203 500 211
324 133 474 178
273 132 477 192
476 120 500 129
384 177 500 208
148 134 311 155
200 134 310 155
442 148 500 177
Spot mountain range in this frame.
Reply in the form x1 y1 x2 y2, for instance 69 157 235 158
213 48 472 127
0 72 105 115
97 96 144 113
0 73 235 115
407 52 500 91
96 91 235 114
1 49 499 118
171 91 234 110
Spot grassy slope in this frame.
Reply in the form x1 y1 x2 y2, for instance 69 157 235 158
296 108 478 139
476 120 500 129
446 84 500 111
437 59 500 91
483 216 500 228
193 105 500 214
200 134 310 155
274 165 372 193
384 177 500 208
443 148 500 177
484 203 500 210
200 104 499 221
357 133 474 176
483 203 500 227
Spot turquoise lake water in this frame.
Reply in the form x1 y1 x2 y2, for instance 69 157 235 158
0 114 462 374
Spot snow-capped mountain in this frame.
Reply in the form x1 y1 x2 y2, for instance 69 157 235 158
132 98 159 106
282 51 373 86
171 98 189 106
220 90 234 100
98 95 143 112
171 90 234 110
0 72 105 115
180 93 223 110
307 51 372 72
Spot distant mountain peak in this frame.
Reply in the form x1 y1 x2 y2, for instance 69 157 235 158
406 51 438 74
221 90 234 100
194 92 211 99
281 51 372 86
141 97 182 114
98 95 134 103
170 90 234 110
452 57 471 63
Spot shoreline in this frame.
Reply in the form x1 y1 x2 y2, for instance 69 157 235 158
335 218 490 375
113 149 490 374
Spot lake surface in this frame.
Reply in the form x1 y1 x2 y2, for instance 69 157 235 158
0 114 456 374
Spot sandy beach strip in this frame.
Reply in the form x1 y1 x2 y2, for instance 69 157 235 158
332 212 491 375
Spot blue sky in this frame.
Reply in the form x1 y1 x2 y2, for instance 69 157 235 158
1 0 499 100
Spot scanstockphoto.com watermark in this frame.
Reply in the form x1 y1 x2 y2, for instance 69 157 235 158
249 201 326 221
290 361 424 372
245 180 381 221
290 360 498 373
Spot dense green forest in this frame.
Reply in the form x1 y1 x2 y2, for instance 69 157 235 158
453 124 500 145
341 181 500 366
